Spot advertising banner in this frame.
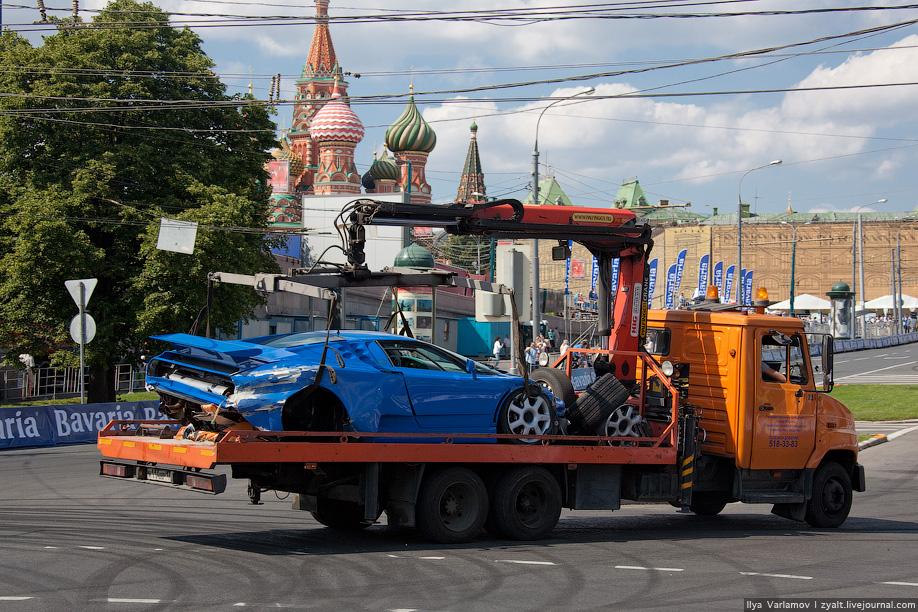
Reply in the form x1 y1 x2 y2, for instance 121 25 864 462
697 254 709 295
724 264 736 303
713 260 724 299
673 249 688 299
647 258 658 306
664 263 677 309
0 401 162 450
744 270 754 305
589 256 598 299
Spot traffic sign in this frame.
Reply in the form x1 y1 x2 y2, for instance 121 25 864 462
70 313 96 344
65 279 97 307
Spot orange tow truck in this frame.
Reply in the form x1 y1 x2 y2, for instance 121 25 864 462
98 199 864 542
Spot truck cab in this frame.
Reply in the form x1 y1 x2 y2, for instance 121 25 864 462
643 308 865 526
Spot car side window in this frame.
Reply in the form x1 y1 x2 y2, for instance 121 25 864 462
380 341 467 374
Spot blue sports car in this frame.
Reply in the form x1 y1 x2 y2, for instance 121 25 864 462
145 330 560 442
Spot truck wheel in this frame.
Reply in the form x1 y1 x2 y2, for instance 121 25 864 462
490 466 562 541
805 461 852 528
530 368 576 411
568 374 629 432
498 388 557 444
311 498 375 530
689 493 729 516
416 467 488 543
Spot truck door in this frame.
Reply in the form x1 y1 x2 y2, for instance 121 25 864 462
750 330 817 469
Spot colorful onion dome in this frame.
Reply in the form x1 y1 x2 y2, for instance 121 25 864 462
309 87 364 143
385 95 436 153
369 149 399 181
361 170 376 190
271 137 304 177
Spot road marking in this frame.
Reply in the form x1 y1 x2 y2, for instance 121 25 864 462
97 598 169 604
616 565 684 572
835 360 918 382
740 572 812 580
419 556 445 560
496 560 557 566
882 581 918 587
79 545 105 550
0 597 32 601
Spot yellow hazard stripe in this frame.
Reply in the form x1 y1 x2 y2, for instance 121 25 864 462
681 482 693 489
682 467 693 477
681 454 694 469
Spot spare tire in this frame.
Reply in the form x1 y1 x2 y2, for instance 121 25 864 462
568 374 630 432
530 368 576 411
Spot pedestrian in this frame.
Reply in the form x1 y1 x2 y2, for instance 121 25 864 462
492 336 503 365
525 342 538 373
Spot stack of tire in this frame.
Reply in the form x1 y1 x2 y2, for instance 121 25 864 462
567 374 630 434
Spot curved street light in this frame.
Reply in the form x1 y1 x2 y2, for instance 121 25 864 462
737 160 782 305
530 87 595 340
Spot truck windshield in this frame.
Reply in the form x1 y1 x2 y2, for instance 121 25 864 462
762 333 808 386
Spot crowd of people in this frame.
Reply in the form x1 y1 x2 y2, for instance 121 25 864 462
491 327 598 373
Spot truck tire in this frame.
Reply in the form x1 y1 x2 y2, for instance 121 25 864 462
311 498 375 530
530 368 576 411
568 374 629 432
416 467 488 543
490 466 562 541
689 493 729 516
498 388 558 444
805 461 852 528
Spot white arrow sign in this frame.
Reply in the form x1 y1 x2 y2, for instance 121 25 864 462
65 279 97 307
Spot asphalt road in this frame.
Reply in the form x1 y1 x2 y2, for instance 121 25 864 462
1 434 916 612
834 342 918 384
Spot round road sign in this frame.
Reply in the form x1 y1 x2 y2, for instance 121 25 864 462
69 313 97 344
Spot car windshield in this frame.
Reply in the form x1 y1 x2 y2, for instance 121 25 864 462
378 339 501 375
247 332 345 348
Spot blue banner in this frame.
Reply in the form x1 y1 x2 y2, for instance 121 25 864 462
589 256 598 299
564 241 572 295
724 264 735 303
664 263 677 309
697 254 709 296
739 268 746 305
673 249 687 301
0 401 162 450
713 261 724 300
744 270 754 305
610 257 620 296
647 258 658 307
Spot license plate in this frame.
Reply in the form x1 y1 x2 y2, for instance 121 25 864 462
147 468 173 483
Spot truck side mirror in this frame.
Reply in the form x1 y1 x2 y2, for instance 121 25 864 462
821 335 834 392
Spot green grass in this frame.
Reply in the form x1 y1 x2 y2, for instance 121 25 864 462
1 391 158 407
830 385 918 421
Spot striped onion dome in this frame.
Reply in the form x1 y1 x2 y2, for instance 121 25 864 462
271 138 304 177
369 149 399 181
385 96 436 153
309 87 364 143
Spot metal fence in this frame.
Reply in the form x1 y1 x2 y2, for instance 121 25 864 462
0 364 146 403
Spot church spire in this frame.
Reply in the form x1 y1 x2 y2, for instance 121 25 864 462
456 120 486 203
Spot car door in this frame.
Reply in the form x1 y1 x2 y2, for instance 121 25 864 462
750 330 817 470
377 339 517 431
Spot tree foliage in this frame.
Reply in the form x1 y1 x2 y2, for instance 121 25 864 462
0 0 279 401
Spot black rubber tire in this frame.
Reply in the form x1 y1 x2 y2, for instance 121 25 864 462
311 498 375 530
689 493 729 516
497 388 558 444
416 467 488 543
530 368 576 411
568 374 630 432
805 461 852 528
490 466 562 541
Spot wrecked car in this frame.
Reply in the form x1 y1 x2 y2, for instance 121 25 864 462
145 330 559 442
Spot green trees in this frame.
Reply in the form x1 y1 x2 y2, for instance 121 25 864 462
0 0 279 402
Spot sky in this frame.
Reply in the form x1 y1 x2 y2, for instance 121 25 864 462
7 0 918 216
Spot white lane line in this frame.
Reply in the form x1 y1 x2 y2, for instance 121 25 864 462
0 597 33 601
888 424 918 441
616 565 684 572
835 360 918 381
882 581 918 587
418 556 445 560
78 545 105 550
496 560 557 566
740 572 812 580
97 598 171 604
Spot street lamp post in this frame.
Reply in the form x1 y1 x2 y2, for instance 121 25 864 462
531 87 594 336
737 160 782 305
781 221 808 316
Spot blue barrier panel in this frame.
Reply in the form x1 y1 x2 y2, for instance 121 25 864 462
0 401 161 450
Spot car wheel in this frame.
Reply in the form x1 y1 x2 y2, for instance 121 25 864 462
416 467 488 544
805 461 852 528
498 388 557 444
568 374 629 433
490 466 562 541
530 368 576 411
311 497 376 530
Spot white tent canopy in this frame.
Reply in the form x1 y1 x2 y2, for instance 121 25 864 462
769 294 832 311
864 294 918 310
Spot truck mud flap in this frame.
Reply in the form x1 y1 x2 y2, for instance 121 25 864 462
100 460 226 494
